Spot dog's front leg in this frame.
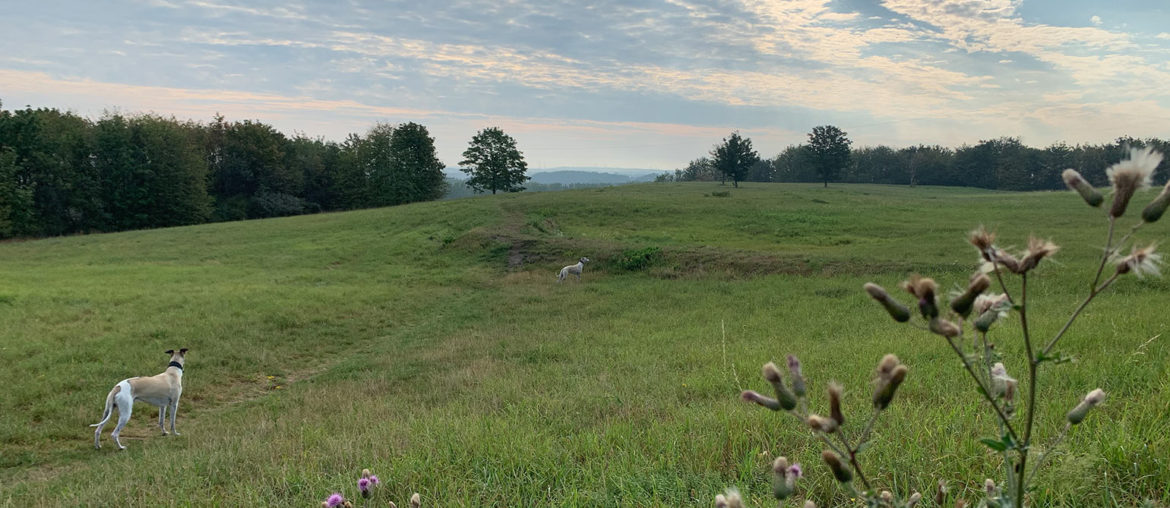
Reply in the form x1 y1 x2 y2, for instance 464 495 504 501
158 405 168 435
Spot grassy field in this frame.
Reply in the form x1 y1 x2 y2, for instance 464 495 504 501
1 182 1167 506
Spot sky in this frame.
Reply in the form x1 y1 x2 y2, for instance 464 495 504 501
2 0 1169 171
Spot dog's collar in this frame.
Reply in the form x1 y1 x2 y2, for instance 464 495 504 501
168 361 184 370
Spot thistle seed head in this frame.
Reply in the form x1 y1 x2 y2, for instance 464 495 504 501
1107 147 1161 218
907 492 923 507
873 365 908 410
1019 236 1059 272
1067 388 1107 425
929 318 961 338
787 355 806 397
951 273 991 318
1141 183 1170 223
1114 243 1162 278
969 226 997 261
741 390 782 411
807 414 838 433
903 275 939 319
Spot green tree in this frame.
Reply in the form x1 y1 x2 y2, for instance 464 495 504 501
710 132 760 188
806 125 852 187
388 122 447 203
459 127 529 194
0 148 35 237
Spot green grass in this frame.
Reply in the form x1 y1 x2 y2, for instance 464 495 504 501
1 183 1167 506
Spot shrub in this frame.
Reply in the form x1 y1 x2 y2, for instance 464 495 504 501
617 246 662 271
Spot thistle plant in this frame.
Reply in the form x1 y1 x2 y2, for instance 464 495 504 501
322 468 417 508
729 147 1166 507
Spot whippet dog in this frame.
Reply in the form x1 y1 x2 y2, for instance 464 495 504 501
557 257 590 282
91 348 187 449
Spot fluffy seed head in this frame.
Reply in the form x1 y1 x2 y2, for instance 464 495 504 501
361 469 371 479
903 276 939 319
985 478 996 497
1114 243 1162 278
716 488 744 508
935 480 948 505
1062 169 1105 207
873 365 908 410
876 354 900 380
763 362 798 410
951 273 991 318
762 362 783 383
787 355 806 397
410 493 420 508
772 456 789 474
1107 147 1162 218
804 501 817 508
880 491 894 503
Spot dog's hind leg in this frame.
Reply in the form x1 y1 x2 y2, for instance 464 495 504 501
168 396 181 436
158 405 168 435
111 395 133 450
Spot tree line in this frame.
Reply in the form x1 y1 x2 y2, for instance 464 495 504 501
0 101 531 239
660 126 1170 191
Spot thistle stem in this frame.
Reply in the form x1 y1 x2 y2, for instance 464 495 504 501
1017 273 1036 508
1042 272 1120 357
944 335 1018 441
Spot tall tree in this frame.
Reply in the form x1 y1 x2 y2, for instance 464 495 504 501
806 125 852 187
459 127 529 194
710 132 760 188
388 122 447 203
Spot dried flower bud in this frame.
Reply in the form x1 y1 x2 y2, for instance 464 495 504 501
907 492 923 507
763 362 798 410
715 488 744 508
874 364 908 410
984 478 996 497
807 414 838 433
880 490 894 503
994 250 1022 274
361 469 371 479
389 502 397 508
772 457 793 500
787 355 806 397
821 450 853 483
1108 147 1161 218
1062 169 1104 207
974 309 1000 333
804 501 817 508
951 273 990 318
902 276 939 319
876 354 899 380
864 283 912 322
342 501 353 508
1142 183 1170 223
969 226 997 261
741 390 782 411
935 480 948 506
929 318 961 338
955 500 968 508
991 363 1017 404
1018 236 1059 273
410 493 420 508
1067 388 1106 425
828 382 845 427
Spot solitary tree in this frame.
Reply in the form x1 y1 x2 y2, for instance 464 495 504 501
710 132 760 188
459 127 529 194
806 125 851 187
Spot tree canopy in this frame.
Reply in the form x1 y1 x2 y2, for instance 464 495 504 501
710 132 760 188
459 127 529 195
807 125 852 187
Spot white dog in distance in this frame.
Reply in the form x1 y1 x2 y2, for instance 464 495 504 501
91 348 187 450
557 257 590 282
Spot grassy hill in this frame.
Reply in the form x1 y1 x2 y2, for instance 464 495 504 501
1 183 1167 506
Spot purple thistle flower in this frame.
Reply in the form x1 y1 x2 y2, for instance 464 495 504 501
325 493 344 507
358 478 371 492
369 475 380 485
788 463 803 479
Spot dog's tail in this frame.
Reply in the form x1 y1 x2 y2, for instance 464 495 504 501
90 384 120 427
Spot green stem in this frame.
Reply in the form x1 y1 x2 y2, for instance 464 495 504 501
944 336 1019 441
1017 274 1036 508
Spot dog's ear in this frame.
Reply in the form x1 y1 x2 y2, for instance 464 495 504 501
165 349 175 355
179 348 189 355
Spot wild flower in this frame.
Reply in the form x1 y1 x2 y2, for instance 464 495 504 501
324 493 344 508
1018 236 1059 273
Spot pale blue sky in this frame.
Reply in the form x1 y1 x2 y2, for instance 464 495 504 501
2 0 1169 170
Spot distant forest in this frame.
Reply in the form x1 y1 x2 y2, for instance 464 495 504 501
660 136 1170 190
0 103 446 239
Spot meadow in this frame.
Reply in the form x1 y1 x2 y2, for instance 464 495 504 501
1 182 1166 506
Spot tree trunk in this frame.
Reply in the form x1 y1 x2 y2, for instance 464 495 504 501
824 180 828 188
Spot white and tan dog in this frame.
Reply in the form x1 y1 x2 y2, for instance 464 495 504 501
557 257 590 282
91 348 187 449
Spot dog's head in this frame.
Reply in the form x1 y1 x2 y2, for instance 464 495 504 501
580 257 590 263
165 348 189 368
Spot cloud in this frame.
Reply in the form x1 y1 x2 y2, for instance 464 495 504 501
1090 15 1102 26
